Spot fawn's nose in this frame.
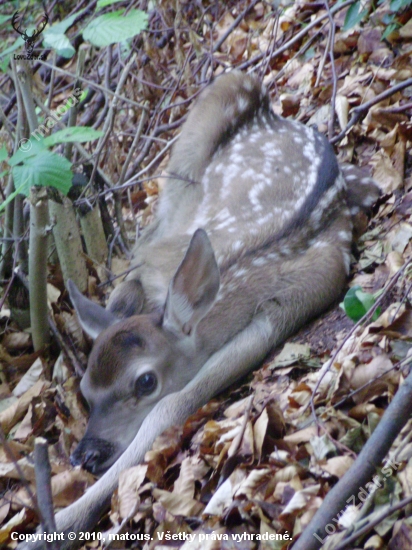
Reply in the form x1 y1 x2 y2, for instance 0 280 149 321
70 436 115 474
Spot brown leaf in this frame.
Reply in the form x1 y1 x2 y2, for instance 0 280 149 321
0 509 28 545
371 149 404 193
203 469 246 516
0 380 48 434
399 18 412 38
2 332 31 351
118 464 148 519
350 355 398 404
253 408 268 461
12 357 43 397
13 469 95 508
153 457 204 516
321 456 354 478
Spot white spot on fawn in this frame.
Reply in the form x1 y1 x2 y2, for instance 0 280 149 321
234 268 247 278
338 230 352 241
342 250 351 274
232 240 243 252
237 96 249 112
252 257 267 266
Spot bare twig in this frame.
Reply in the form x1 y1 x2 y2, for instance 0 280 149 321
118 107 148 187
34 438 59 550
331 77 412 144
333 354 412 410
0 427 39 516
307 261 411 426
322 0 338 140
38 60 148 113
16 270 86 378
332 494 412 550
293 363 412 550
213 0 260 53
238 0 357 71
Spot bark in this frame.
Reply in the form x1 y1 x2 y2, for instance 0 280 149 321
34 438 59 550
29 187 50 351
49 198 88 293
0 176 15 279
79 203 108 266
13 193 28 273
292 369 412 550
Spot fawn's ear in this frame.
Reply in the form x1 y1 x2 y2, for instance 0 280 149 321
106 279 145 318
162 229 220 338
67 280 118 340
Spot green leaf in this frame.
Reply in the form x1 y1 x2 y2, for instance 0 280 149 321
390 0 412 11
43 33 75 58
42 10 87 58
382 23 400 40
44 12 81 36
9 139 46 166
0 37 24 59
74 89 88 103
340 286 381 322
43 127 103 146
343 1 368 31
97 0 125 8
12 151 72 196
0 15 12 26
0 56 10 73
83 9 148 47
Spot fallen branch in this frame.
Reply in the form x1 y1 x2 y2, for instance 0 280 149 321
307 260 410 424
239 0 356 71
333 493 412 550
331 77 412 144
292 362 412 550
34 438 59 550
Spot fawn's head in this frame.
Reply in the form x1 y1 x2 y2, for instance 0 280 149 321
68 229 219 474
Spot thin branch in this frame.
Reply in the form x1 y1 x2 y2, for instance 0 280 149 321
333 494 412 550
118 107 148 187
238 0 357 71
34 438 59 550
322 0 338 140
0 427 39 517
306 260 411 426
213 0 260 53
331 77 412 144
293 364 412 550
38 60 148 113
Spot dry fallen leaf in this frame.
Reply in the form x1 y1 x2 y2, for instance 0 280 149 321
321 456 354 478
118 464 148 519
0 380 48 434
12 358 43 397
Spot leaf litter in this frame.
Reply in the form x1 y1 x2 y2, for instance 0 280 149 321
1 0 412 548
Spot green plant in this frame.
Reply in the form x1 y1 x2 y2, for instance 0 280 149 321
0 127 103 212
340 285 381 322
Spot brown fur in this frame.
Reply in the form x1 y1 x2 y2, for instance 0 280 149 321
67 72 379 483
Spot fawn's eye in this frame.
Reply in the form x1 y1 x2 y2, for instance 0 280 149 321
134 372 157 397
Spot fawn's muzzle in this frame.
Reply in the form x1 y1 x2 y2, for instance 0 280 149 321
70 437 116 474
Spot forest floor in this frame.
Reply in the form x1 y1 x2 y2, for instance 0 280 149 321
1 1 412 549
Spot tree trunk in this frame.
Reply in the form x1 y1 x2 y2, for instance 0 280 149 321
0 177 15 280
79 203 108 266
49 198 88 293
29 187 50 351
